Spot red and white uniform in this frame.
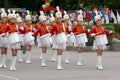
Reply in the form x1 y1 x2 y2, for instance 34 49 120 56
89 25 111 50
72 24 89 47
23 24 35 45
5 23 22 49
0 22 8 47
50 22 66 50
33 22 50 47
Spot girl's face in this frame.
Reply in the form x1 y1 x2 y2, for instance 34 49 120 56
96 19 102 26
18 22 23 26
56 17 62 22
41 20 46 24
2 17 8 22
11 18 16 23
77 20 82 25
64 19 69 23
27 20 32 24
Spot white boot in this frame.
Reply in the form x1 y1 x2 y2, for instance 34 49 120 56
41 53 46 67
2 54 7 68
51 50 56 62
10 57 14 71
18 50 23 62
12 56 17 71
26 52 31 64
65 51 70 64
77 53 83 66
0 54 3 68
57 55 64 70
39 49 42 60
96 56 103 70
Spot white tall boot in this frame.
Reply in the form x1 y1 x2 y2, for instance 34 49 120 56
51 50 56 62
0 54 3 68
96 56 103 70
77 53 83 66
12 56 17 70
10 56 14 71
41 53 46 67
2 54 7 68
26 52 31 64
65 51 70 64
39 49 42 60
18 50 23 62
57 55 64 70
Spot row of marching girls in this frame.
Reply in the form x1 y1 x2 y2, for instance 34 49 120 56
0 9 35 71
32 6 113 70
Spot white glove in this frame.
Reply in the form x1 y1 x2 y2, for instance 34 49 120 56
70 32 74 35
87 29 91 32
109 30 113 34
91 33 96 37
0 33 6 37
20 27 24 30
33 28 36 32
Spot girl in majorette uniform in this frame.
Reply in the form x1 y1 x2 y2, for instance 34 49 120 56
49 14 57 62
23 10 35 64
33 11 51 67
0 9 8 68
50 6 67 70
5 10 23 71
89 11 112 70
16 14 24 62
63 11 74 64
72 10 89 66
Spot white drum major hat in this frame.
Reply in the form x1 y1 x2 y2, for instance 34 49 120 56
49 14 55 22
11 10 17 19
55 6 62 18
94 11 101 22
1 8 7 18
77 10 83 21
16 13 23 23
63 11 69 20
8 9 12 19
25 10 32 21
39 11 46 22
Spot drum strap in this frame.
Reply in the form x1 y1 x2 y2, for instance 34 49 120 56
62 23 66 32
46 26 50 33
16 25 19 32
30 25 33 31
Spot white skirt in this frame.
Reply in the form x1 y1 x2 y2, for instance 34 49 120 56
9 43 21 49
37 38 51 47
93 40 107 50
74 39 86 48
52 42 66 50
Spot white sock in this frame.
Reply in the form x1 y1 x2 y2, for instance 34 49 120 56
65 51 70 61
78 53 82 63
42 53 46 65
13 56 17 67
97 56 102 66
18 50 23 60
26 51 31 61
57 55 62 67
2 54 7 66
52 50 56 60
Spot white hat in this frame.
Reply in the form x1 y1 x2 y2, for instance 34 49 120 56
77 10 83 21
39 11 46 22
63 11 69 20
49 14 55 22
25 10 32 21
94 11 101 22
1 8 7 18
55 6 62 18
7 9 12 19
11 10 17 19
16 13 23 23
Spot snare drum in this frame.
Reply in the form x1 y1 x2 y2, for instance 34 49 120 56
40 33 51 47
0 36 8 45
23 32 35 44
76 33 88 44
54 32 67 44
95 34 108 46
7 32 22 44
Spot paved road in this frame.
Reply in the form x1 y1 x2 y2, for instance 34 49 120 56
0 46 120 80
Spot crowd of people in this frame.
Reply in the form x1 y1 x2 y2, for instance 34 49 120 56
0 6 113 71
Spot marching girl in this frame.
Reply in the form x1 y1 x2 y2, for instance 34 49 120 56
16 14 24 62
23 10 35 64
63 11 73 64
0 9 8 68
50 6 67 70
72 10 89 66
49 14 57 62
89 11 112 70
33 11 51 67
5 10 23 71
